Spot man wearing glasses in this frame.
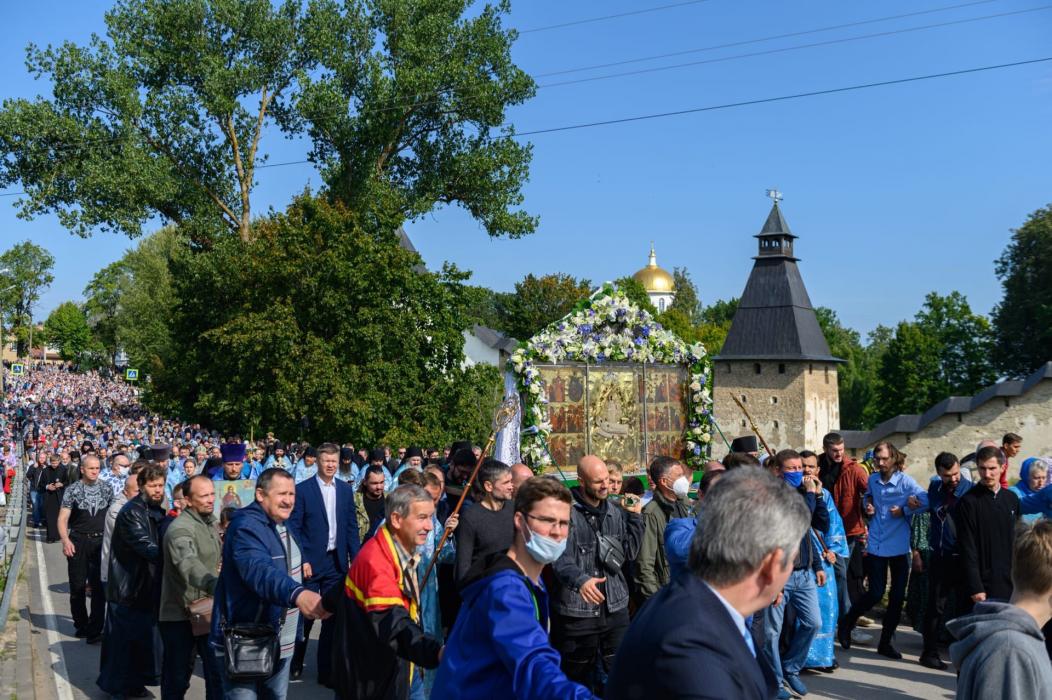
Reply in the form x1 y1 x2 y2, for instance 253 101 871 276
431 477 594 699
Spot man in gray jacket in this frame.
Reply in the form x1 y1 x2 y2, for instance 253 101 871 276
550 455 643 694
949 519 1052 699
159 474 223 699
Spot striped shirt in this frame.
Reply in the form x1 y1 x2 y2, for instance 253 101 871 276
275 523 302 659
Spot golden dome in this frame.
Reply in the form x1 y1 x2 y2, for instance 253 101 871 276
632 244 675 293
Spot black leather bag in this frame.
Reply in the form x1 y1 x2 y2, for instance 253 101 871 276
221 621 280 681
221 530 290 681
596 531 626 575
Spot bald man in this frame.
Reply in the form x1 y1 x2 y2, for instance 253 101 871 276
510 463 533 496
549 455 644 693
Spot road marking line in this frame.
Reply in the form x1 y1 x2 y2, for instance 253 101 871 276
34 533 75 700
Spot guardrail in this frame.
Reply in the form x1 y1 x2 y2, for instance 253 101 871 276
0 430 29 633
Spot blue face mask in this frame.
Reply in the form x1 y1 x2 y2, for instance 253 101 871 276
782 471 804 489
524 525 567 565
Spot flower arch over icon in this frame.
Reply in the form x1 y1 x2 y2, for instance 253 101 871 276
508 283 713 473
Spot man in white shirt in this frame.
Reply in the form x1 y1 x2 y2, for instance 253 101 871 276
287 442 361 686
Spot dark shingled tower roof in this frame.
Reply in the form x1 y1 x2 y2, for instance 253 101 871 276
716 201 841 363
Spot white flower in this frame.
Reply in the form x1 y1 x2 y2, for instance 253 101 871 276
689 380 701 392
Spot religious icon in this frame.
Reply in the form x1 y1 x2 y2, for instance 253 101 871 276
550 406 565 434
549 373 566 403
568 375 585 403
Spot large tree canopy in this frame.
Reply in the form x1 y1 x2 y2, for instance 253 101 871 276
0 0 536 244
0 0 316 243
992 204 1052 377
0 240 54 356
291 0 537 237
154 194 501 445
44 301 94 362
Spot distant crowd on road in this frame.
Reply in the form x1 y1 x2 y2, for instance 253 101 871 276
3 363 1052 700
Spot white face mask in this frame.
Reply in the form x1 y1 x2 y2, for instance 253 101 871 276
672 475 691 500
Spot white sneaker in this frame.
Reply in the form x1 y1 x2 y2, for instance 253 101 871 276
851 629 874 645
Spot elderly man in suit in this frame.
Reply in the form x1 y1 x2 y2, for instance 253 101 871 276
287 442 361 685
608 467 812 700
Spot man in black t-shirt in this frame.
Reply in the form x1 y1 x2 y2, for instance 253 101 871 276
58 454 114 642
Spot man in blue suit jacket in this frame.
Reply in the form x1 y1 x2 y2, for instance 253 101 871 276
608 467 812 700
287 442 361 685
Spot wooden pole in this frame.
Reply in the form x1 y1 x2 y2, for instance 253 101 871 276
730 394 774 458
419 432 496 591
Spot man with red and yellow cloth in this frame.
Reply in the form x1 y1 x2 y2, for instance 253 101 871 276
325 483 443 699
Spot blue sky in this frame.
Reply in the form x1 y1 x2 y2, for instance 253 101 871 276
2 0 1050 339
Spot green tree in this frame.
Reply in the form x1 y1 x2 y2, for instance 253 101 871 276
613 277 658 316
83 259 131 362
815 307 869 429
695 297 738 355
669 267 703 325
915 291 996 397
0 0 319 243
874 321 943 422
156 194 500 445
114 228 184 381
290 0 537 238
502 273 592 341
462 284 513 334
0 240 55 357
859 325 893 427
44 302 94 362
992 204 1052 377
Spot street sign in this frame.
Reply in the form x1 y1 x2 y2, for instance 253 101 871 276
10 363 24 376
125 368 139 381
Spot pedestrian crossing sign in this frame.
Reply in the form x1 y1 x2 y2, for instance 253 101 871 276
125 368 139 381
10 363 24 376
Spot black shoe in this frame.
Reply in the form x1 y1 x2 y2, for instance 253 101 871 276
877 644 903 660
289 667 302 680
128 689 151 698
837 619 854 650
87 634 103 644
831 660 839 670
919 653 947 670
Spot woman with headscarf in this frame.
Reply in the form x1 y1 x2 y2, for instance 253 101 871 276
1010 457 1049 523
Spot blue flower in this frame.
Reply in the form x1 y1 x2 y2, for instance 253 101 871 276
693 446 702 456
578 324 593 335
640 326 651 337
633 336 645 346
597 353 606 362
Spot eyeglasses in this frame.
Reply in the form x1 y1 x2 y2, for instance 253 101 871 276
526 513 570 531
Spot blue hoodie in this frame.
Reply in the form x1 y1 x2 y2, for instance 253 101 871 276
665 516 697 581
209 501 305 649
431 552 594 700
1010 458 1045 523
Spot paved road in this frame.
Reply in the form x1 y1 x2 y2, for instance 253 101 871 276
24 524 957 699
25 527 329 700
796 628 956 699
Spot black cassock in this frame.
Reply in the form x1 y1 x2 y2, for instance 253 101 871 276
42 465 66 542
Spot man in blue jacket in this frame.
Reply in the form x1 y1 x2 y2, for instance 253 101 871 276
210 468 328 699
608 467 810 700
432 477 594 700
287 443 360 685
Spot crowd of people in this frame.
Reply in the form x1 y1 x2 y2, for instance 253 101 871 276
3 363 1052 700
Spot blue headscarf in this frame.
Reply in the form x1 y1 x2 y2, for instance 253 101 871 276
1017 457 1046 497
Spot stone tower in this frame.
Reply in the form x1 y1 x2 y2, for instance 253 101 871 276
713 198 841 452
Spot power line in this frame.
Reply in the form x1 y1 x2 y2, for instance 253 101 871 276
537 4 1052 89
514 56 1052 136
519 0 714 34
0 0 1036 151
0 53 1045 201
534 0 1003 77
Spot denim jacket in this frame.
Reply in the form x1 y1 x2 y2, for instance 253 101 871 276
550 488 644 618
